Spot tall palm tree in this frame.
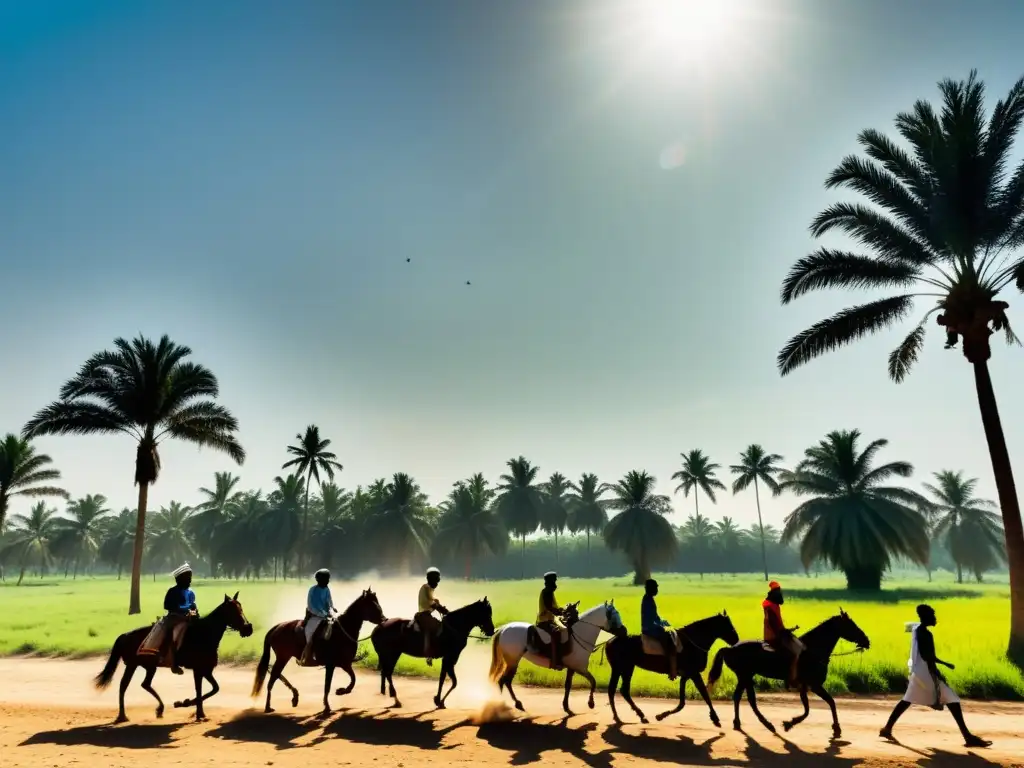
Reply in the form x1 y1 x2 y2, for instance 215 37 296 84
147 502 195 576
777 429 930 591
540 472 571 565
495 456 543 578
730 444 785 581
603 470 677 585
672 449 727 518
99 508 136 579
3 502 60 584
433 473 507 578
22 334 244 614
923 470 1005 584
56 494 111 578
365 473 434 574
567 473 609 573
282 425 344 572
0 434 68 531
775 71 1024 660
191 471 243 576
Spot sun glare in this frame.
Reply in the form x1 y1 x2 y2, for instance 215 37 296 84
638 0 741 60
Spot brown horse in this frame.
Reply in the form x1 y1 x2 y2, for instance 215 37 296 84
251 588 386 714
371 597 495 709
94 592 254 722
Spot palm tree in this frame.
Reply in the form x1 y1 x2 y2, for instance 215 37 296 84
55 494 111 578
433 474 507 578
0 434 68 531
282 425 344 572
191 471 243 576
777 429 930 591
679 512 715 580
775 71 1024 659
365 473 434 574
309 482 352 569
672 449 727 519
603 470 677 585
147 502 195 578
495 456 543 578
730 445 785 581
99 508 136 579
3 502 60 584
540 472 571 565
567 473 609 573
22 334 244 614
714 516 745 554
923 470 1005 584
266 474 305 578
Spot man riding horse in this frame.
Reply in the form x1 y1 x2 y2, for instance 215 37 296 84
641 578 677 681
415 567 449 665
139 563 198 674
536 571 570 670
763 580 803 687
300 568 338 666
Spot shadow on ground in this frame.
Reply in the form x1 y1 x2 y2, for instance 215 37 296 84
21 722 184 749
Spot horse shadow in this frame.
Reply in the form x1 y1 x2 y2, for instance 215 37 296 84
884 737 1006 768
473 716 611 768
601 724 732 766
312 708 463 751
204 710 322 750
21 722 184 750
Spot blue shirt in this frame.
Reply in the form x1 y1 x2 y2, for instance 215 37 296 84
641 594 670 634
307 585 335 618
164 585 196 615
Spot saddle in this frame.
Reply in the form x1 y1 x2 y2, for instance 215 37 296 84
641 629 683 657
527 624 573 658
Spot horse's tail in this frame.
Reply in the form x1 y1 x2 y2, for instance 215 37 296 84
488 627 506 682
251 626 275 697
94 635 122 690
706 647 728 690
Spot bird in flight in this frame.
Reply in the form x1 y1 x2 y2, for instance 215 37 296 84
466 280 471 286
406 258 411 263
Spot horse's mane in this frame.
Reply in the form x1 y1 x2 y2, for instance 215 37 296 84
798 613 843 645
339 589 376 619
448 597 489 618
579 603 608 621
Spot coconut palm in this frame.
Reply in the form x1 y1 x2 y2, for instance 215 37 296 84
365 473 434 574
147 502 195 576
603 470 677 585
55 494 111 578
777 429 930 591
282 425 344 571
567 473 609 573
3 502 60 584
309 482 352 569
22 334 244 614
191 471 243 576
672 449 727 518
215 492 272 579
433 473 507 578
495 456 543 578
266 474 305 578
923 470 1005 584
714 516 745 553
775 71 1024 659
99 508 136 579
0 434 68 531
730 444 785 581
540 472 571 565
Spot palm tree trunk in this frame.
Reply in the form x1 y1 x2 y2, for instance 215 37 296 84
17 563 26 586
586 530 591 577
128 482 149 615
957 564 963 584
465 554 471 580
554 530 559 566
973 360 1024 664
753 477 769 582
521 534 526 579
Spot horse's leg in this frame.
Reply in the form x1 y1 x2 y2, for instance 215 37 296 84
656 674 687 722
115 664 137 723
276 673 300 708
383 657 401 707
439 662 458 706
578 667 597 710
811 683 842 738
140 666 165 719
732 680 744 730
333 659 356 697
321 665 335 714
561 669 576 715
783 686 810 732
690 672 722 728
501 665 524 711
265 656 292 713
619 667 647 724
193 669 208 721
608 667 623 723
745 682 775 733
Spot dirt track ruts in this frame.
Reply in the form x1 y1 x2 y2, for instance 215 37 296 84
1 658 1022 767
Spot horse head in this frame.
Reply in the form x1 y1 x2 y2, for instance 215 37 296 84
715 610 740 646
222 592 254 638
603 600 628 639
359 586 387 625
475 597 496 637
836 607 870 650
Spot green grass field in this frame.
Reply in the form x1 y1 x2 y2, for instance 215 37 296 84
2 573 1021 700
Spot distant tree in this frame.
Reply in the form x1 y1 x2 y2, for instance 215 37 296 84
0 434 68 531
282 425 343 572
673 449 726 519
495 456 543 578
540 472 571 565
365 473 433 574
266 474 305 578
433 473 506 578
3 502 59 584
309 482 352 569
147 502 195 577
604 470 677 585
679 512 715 579
55 494 111 578
99 508 136 579
923 470 1005 584
567 473 609 573
191 471 243 576
730 444 785 581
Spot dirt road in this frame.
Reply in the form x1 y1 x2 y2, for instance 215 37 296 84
1 658 1021 767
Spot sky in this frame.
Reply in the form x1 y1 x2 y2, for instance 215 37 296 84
2 0 1024 534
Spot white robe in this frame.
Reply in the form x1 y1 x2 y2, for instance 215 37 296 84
902 623 959 705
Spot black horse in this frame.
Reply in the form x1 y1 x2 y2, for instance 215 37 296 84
607 611 739 726
706 609 870 738
371 597 496 709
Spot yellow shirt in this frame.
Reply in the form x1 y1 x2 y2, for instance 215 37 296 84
537 588 560 624
418 583 436 613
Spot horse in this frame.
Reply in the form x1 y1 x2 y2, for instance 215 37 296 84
606 611 739 726
371 597 496 709
489 600 628 715
251 588 386 714
706 609 871 738
94 592 254 722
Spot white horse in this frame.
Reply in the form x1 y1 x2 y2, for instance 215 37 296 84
489 600 626 715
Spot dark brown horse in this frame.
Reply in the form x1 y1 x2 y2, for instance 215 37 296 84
251 588 386 714
371 597 495 709
94 592 254 722
606 611 739 726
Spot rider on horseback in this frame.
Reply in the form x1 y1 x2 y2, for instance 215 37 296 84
537 571 568 670
642 578 677 681
415 567 449 666
300 568 337 666
161 563 198 675
763 580 803 687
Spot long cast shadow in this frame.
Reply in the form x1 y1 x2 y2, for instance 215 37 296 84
474 717 611 768
312 708 464 751
204 711 322 750
21 722 184 750
601 724 732 766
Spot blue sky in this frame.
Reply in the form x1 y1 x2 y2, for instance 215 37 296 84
2 0 1023 532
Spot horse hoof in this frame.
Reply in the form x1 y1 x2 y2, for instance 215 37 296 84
833 728 842 739
265 707 275 714
392 701 402 709
155 706 164 719
114 715 129 724
783 721 794 732
655 713 668 722
291 696 299 708
640 717 649 725
335 688 346 696
173 701 184 709
712 717 722 729
195 715 208 723
733 720 742 731
766 724 777 734
515 702 525 712
588 699 595 710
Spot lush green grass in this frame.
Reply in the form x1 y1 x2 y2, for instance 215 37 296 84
2 573 1021 700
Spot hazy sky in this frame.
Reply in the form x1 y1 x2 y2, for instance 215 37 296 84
3 0 1023 532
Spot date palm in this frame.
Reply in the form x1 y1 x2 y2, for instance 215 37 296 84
147 501 195 575
730 444 785 581
56 494 111 578
282 425 343 572
433 473 506 578
540 472 571 565
924 470 1005 584
495 456 543 578
191 471 243 577
22 334 244 614
776 71 1024 660
672 449 726 518
603 470 677 585
0 434 68 531
4 502 59 584
99 508 136 579
366 473 434 574
567 473 609 574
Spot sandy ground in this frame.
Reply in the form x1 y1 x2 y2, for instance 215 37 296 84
1 658 1022 767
